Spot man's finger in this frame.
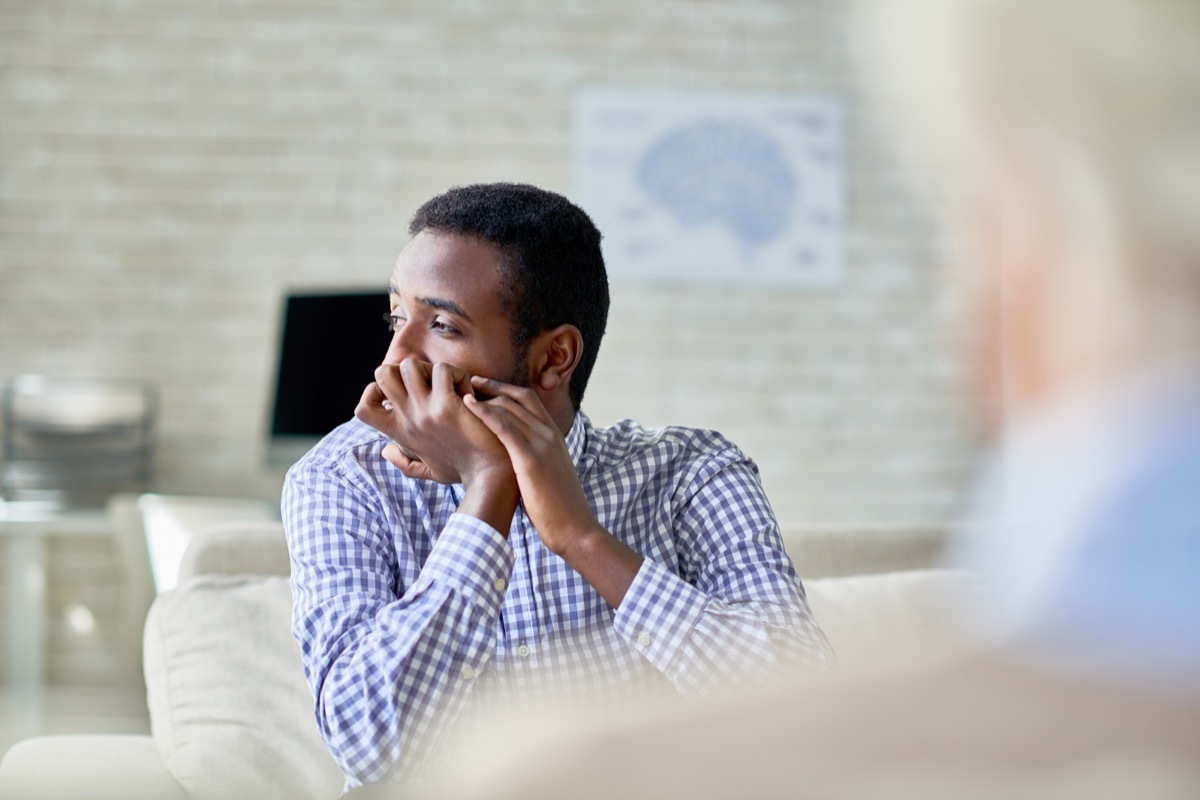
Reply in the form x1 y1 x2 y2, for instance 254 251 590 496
355 381 390 425
478 392 544 429
469 375 530 399
358 380 385 405
431 362 473 399
469 376 553 423
464 393 534 447
382 443 433 481
398 358 434 399
373 365 409 404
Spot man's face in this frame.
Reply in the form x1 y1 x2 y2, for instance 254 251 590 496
383 229 528 386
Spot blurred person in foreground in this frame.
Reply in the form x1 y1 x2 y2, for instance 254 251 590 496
412 0 1200 797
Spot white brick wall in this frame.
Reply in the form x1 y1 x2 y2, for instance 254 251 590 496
0 0 978 527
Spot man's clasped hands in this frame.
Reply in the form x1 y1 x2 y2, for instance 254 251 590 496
353 358 597 558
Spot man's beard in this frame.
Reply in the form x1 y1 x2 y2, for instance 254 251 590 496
506 345 531 388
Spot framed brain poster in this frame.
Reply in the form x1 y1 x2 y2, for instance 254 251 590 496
572 88 845 287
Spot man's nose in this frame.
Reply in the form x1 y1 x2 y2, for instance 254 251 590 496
381 326 423 366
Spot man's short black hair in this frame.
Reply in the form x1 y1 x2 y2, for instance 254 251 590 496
408 182 609 410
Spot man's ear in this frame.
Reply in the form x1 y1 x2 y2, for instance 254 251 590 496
529 324 583 393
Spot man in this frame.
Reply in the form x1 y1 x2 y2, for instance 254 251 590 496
411 1 1200 797
282 182 830 790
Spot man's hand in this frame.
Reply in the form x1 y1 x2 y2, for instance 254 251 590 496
464 377 644 607
462 377 595 554
355 359 512 489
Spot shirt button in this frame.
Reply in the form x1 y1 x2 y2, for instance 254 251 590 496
493 577 507 592
460 665 475 680
516 644 531 658
636 633 651 647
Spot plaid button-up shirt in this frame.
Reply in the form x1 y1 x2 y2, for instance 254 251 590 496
283 411 830 788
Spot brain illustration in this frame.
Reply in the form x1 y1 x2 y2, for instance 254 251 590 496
636 119 797 257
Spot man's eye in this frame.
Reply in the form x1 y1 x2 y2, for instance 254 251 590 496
383 312 405 332
432 319 459 335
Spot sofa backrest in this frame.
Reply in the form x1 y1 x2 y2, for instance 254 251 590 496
805 569 972 665
177 519 951 583
176 520 291 581
782 525 949 578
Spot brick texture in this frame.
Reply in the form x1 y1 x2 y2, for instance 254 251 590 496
0 0 978 527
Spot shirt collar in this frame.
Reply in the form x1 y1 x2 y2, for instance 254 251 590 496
565 410 590 468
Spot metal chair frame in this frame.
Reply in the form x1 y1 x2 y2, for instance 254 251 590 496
1 375 157 508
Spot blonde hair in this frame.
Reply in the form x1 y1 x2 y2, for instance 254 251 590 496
858 0 1200 363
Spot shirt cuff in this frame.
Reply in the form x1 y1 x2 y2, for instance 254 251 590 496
614 558 706 673
416 513 515 619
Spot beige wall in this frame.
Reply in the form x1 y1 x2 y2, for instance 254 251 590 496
0 0 975 526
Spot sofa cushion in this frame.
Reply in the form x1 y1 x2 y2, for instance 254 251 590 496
0 734 188 800
141 568 970 800
143 575 343 800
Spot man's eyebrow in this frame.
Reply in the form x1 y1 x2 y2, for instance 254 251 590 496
387 283 472 321
419 296 471 321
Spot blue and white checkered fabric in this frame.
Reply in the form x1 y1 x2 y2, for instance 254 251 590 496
283 411 830 788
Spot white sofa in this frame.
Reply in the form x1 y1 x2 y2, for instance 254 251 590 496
0 522 968 800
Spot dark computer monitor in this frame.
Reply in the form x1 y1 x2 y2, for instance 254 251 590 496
267 290 390 466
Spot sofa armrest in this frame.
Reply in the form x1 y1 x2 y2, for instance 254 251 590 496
139 494 281 590
0 735 187 800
